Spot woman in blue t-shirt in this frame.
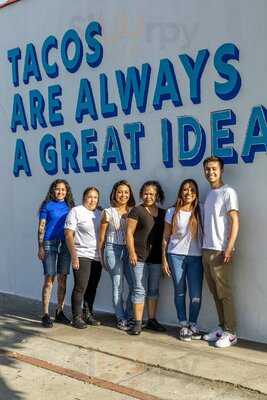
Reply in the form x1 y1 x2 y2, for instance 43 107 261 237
38 179 75 328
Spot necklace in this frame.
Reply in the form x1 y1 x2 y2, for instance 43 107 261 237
144 206 158 218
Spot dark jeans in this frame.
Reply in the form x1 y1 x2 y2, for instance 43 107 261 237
168 254 203 324
71 257 102 318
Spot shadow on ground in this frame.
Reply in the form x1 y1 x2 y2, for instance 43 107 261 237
0 317 39 399
1 291 267 400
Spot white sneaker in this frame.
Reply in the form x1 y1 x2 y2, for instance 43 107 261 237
215 332 237 348
203 326 223 342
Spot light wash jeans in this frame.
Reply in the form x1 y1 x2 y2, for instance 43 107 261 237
167 254 203 324
104 243 133 321
131 262 162 304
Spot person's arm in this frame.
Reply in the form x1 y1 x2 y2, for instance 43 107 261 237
65 229 79 270
37 219 46 261
224 210 239 263
126 218 138 266
98 212 109 269
162 222 171 277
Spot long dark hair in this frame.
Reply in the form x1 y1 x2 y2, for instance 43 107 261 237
110 180 135 208
139 180 165 204
39 179 75 212
171 179 202 238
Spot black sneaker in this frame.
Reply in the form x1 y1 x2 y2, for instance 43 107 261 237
72 317 87 329
145 318 166 332
189 324 202 340
83 311 101 326
127 319 146 329
41 314 53 328
55 310 71 325
127 321 142 335
179 326 192 342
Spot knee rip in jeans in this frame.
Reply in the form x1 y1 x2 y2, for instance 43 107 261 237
192 297 200 303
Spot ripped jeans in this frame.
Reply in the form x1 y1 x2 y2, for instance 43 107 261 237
167 254 203 324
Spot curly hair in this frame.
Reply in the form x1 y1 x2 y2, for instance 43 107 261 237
171 179 202 238
110 180 136 208
39 179 75 212
139 180 165 204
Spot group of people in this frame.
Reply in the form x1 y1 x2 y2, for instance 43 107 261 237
37 156 239 348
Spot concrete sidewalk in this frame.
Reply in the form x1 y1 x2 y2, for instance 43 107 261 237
0 293 267 399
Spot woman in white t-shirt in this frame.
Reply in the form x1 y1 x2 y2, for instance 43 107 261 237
162 179 203 342
98 180 136 331
65 187 102 329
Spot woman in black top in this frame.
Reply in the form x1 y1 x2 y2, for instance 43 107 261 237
126 180 166 335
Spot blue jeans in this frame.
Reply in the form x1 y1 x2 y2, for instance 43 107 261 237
104 244 133 321
131 262 161 304
167 254 203 324
42 240 71 276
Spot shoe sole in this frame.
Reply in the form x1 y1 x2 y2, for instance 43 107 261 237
191 335 202 340
72 321 88 329
72 325 87 329
215 339 237 348
84 320 101 326
179 337 192 342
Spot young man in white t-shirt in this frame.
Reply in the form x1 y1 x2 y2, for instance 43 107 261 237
202 156 239 348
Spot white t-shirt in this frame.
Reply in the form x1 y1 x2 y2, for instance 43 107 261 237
203 184 239 251
165 207 202 256
104 207 127 245
64 205 101 260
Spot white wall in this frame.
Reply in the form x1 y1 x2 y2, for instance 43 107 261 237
0 0 267 342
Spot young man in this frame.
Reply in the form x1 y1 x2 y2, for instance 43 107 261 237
202 156 239 348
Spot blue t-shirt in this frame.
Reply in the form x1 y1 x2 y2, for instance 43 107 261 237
39 200 70 241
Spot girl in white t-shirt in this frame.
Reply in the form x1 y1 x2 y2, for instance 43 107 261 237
162 179 203 342
98 180 136 331
65 187 102 329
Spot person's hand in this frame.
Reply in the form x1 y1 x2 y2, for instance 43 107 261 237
162 261 171 277
100 257 107 271
38 246 45 261
129 252 138 267
72 256 79 270
223 248 233 264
